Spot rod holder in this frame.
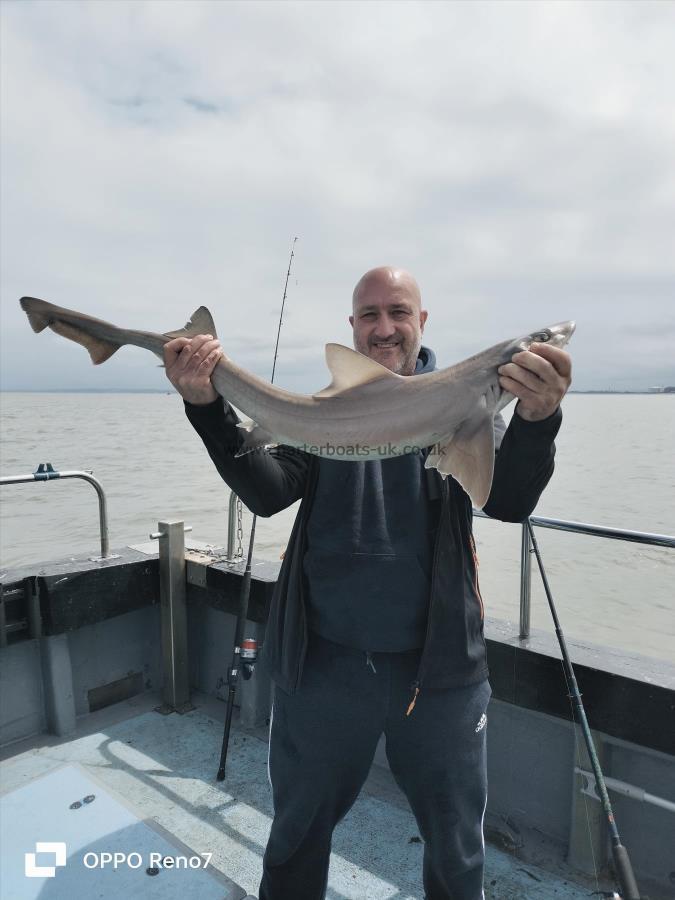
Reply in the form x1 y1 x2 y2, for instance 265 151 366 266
151 520 193 714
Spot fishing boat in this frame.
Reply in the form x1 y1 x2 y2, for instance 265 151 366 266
0 466 673 900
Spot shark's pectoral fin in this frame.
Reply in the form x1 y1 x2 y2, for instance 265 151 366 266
235 420 278 457
164 306 218 340
313 343 402 399
425 414 495 508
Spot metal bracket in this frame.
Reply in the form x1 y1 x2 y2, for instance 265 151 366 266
575 767 675 813
149 526 193 541
186 560 208 588
33 462 59 481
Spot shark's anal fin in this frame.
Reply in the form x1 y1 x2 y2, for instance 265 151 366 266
425 414 496 508
235 420 278 457
313 343 401 399
164 306 217 340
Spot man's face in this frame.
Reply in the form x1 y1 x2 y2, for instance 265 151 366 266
350 276 428 375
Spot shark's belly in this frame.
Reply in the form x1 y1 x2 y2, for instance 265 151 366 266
270 408 472 461
279 437 433 461
220 366 490 460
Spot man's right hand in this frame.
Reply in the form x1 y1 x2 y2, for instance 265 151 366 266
163 334 223 405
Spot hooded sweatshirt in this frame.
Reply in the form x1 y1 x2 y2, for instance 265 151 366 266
303 346 438 651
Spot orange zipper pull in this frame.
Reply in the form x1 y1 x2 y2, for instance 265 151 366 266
406 685 420 716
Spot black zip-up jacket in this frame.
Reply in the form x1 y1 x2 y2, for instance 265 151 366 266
185 392 562 704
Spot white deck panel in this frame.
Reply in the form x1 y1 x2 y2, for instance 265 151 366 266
0 692 592 899
0 762 245 899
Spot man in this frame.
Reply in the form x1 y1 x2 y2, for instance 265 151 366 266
164 267 572 900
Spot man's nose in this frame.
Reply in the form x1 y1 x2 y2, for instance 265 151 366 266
373 314 396 337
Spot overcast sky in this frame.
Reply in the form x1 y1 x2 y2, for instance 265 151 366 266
1 0 674 393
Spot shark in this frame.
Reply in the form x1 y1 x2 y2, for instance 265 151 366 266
19 296 574 507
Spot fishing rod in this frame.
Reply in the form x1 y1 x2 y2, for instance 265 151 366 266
525 519 641 900
217 237 298 782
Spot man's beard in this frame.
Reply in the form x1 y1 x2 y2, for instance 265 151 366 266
354 334 422 375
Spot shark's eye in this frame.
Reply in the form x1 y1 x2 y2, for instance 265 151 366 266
532 330 550 342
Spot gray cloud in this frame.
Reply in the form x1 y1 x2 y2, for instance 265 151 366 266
183 95 221 114
1 0 674 393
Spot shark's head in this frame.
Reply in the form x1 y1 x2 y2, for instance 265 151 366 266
494 321 575 369
516 320 576 353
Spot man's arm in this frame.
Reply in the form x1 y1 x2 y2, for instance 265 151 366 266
184 399 309 516
483 407 562 522
483 342 572 522
164 335 309 517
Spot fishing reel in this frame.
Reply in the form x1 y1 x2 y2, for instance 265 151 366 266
240 638 258 680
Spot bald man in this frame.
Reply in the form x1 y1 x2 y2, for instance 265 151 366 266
164 267 571 900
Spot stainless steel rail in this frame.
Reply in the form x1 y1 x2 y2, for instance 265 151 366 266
220 500 674 633
150 520 193 714
0 462 113 560
473 510 675 638
576 767 675 815
227 490 238 561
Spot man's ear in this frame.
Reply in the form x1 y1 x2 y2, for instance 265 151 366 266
420 309 428 332
349 315 354 327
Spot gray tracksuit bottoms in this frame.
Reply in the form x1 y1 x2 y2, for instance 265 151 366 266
259 632 491 900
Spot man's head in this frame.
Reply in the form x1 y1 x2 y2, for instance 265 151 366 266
349 267 428 375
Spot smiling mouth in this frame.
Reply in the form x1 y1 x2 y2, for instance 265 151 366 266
372 342 399 349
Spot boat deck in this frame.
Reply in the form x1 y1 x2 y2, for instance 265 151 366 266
0 690 595 900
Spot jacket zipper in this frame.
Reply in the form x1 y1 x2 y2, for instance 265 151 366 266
469 532 484 620
293 456 319 692
406 476 448 716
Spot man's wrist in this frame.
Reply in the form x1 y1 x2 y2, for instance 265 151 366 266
184 394 221 409
510 403 562 438
515 402 560 423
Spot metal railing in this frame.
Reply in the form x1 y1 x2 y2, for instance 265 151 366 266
222 497 674 633
473 510 675 638
0 462 114 560
227 490 238 560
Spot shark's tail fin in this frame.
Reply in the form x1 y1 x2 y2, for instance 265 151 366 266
20 296 122 364
163 307 218 341
20 297 219 366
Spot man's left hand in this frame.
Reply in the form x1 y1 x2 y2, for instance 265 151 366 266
498 343 572 422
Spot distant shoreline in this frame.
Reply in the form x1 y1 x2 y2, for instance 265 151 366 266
569 390 675 395
0 389 178 395
2 388 673 396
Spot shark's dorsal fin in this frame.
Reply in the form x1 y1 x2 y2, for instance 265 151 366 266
313 343 401 399
164 307 217 340
425 414 495 509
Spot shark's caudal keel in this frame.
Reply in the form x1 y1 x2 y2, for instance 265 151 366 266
19 296 575 507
